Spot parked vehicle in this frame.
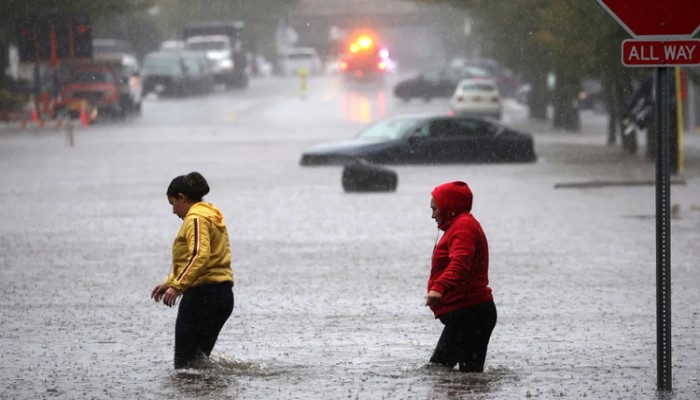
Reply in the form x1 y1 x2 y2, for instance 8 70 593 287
183 21 249 88
56 60 135 119
299 113 536 166
93 52 142 115
393 65 491 102
141 51 214 97
579 79 606 113
277 47 323 76
185 35 235 86
450 78 502 120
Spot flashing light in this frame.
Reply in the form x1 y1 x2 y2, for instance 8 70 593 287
357 35 373 49
348 34 376 53
379 49 389 59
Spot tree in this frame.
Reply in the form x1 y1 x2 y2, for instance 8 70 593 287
0 1 151 79
407 0 648 139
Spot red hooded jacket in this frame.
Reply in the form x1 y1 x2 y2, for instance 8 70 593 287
428 181 493 318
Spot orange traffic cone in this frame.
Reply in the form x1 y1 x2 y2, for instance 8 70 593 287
80 101 90 127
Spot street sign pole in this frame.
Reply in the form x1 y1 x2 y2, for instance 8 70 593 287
595 1 699 391
655 67 672 391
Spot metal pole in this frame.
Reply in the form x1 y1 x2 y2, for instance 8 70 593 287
655 67 672 392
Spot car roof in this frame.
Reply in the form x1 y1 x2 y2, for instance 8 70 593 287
456 77 499 86
185 35 230 43
381 112 508 127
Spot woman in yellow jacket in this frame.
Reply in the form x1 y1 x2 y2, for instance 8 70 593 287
151 172 234 369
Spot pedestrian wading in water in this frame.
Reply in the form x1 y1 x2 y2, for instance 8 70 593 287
151 172 235 369
426 181 497 372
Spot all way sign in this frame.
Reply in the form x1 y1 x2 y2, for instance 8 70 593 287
623 39 700 66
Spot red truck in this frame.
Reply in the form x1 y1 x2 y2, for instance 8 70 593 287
55 60 141 120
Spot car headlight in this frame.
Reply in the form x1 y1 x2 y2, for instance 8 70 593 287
218 59 234 69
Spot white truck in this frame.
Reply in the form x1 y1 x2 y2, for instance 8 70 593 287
183 21 249 89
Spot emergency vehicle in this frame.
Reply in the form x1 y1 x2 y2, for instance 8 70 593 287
338 33 391 80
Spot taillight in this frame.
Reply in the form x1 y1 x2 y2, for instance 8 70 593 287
339 61 348 70
377 62 386 70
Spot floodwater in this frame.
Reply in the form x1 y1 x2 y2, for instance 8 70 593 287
1 74 699 399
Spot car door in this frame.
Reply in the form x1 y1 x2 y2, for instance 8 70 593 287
416 118 495 163
418 68 444 100
403 119 463 163
449 118 501 162
438 67 461 97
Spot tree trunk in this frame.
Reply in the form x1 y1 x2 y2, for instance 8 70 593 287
603 73 618 145
0 41 8 85
527 70 548 121
552 73 580 132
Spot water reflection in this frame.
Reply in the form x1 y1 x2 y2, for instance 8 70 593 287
166 355 271 398
421 364 512 400
340 89 388 124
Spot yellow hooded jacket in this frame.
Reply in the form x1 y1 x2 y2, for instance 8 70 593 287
165 202 234 292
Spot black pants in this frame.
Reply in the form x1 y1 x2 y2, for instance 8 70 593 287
430 300 497 372
174 281 234 369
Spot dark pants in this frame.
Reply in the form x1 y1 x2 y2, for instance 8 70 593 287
174 281 234 369
430 300 497 372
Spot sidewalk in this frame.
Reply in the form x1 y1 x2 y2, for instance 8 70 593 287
505 101 700 182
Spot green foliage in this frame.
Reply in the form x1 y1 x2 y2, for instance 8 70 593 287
0 0 152 44
409 0 632 81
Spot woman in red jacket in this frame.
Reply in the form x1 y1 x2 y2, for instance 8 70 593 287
426 181 497 372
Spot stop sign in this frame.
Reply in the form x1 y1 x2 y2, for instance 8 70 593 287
597 0 700 37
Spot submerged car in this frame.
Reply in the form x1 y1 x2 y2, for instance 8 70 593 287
299 114 536 166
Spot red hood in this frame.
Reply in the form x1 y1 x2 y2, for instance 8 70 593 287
431 181 473 230
63 82 115 92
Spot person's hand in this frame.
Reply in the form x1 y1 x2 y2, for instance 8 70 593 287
162 287 181 307
151 283 167 303
426 290 443 307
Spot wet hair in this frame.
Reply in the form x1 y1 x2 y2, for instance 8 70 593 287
167 172 210 202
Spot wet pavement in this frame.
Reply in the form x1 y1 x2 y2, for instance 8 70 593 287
1 74 699 399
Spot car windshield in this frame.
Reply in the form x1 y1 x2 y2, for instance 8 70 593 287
144 56 181 74
286 53 313 60
187 41 227 51
356 117 420 140
460 82 496 91
69 70 113 83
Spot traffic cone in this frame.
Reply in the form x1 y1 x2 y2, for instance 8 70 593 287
80 101 90 127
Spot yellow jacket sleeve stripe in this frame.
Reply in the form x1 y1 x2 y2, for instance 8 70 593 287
176 217 201 283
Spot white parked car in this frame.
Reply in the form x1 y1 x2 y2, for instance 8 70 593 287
450 78 502 120
277 47 323 76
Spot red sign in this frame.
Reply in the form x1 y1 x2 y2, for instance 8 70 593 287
622 39 700 67
597 0 700 37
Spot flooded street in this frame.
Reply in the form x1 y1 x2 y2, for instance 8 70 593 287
1 74 699 399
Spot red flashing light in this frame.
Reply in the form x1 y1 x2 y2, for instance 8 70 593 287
357 35 373 49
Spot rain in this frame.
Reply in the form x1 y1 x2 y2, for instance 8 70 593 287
1 0 699 399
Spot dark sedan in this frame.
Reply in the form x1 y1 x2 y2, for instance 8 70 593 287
141 51 214 97
393 65 490 102
299 114 537 166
